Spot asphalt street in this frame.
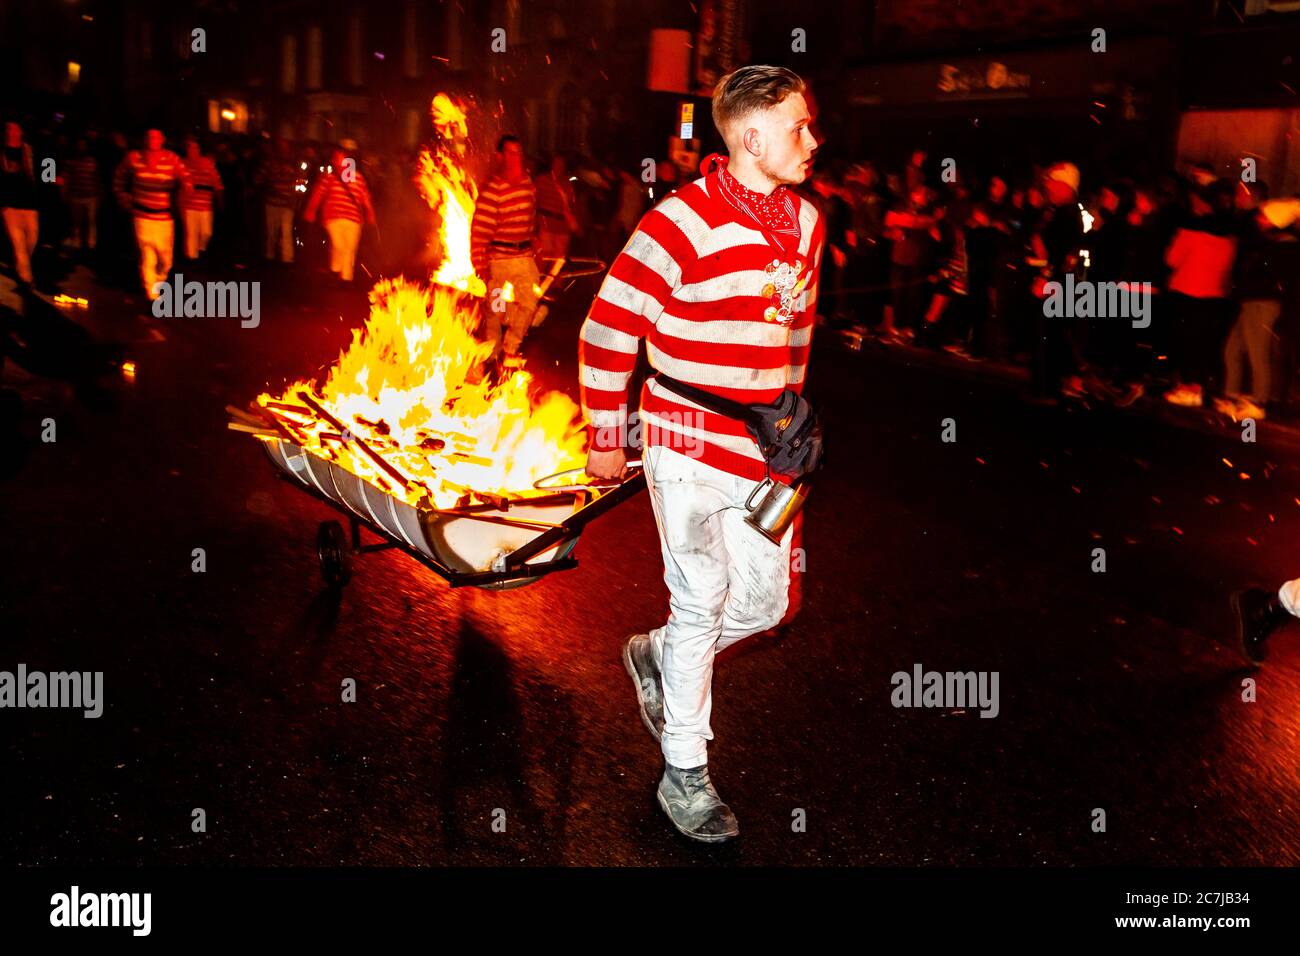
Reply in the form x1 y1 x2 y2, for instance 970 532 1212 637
2 259 1299 865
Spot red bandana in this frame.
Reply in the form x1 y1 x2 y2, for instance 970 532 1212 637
700 152 800 255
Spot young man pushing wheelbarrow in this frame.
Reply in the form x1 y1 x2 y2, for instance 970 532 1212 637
579 65 827 842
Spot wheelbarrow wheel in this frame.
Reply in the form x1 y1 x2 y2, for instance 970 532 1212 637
317 520 352 587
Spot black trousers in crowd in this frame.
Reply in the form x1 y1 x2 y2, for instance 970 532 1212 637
1166 292 1232 393
1030 297 1088 396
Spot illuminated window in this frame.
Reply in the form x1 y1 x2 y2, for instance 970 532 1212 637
67 62 81 87
208 100 249 134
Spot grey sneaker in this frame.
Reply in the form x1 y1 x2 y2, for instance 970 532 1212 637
657 763 740 843
622 633 664 741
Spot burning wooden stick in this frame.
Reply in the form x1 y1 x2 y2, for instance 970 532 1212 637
264 400 315 417
225 404 265 428
253 404 307 442
226 422 280 438
228 402 300 443
296 390 411 492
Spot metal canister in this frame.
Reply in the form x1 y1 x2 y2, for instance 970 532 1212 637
743 476 809 544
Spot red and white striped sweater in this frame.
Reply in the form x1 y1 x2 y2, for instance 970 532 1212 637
470 175 536 264
180 155 224 212
579 164 825 482
114 149 188 221
303 170 374 224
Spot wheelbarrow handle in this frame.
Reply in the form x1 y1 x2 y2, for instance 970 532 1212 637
532 460 643 491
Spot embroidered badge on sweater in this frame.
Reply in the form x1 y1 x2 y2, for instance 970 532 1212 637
699 152 808 325
761 258 810 325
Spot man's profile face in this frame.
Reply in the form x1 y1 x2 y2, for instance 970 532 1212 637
744 92 817 187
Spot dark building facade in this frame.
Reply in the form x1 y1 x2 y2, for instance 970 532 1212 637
3 0 695 169
830 0 1300 191
7 0 1298 193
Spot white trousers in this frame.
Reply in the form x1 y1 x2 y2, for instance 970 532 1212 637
2 208 39 283
1282 578 1300 618
183 208 213 259
134 217 173 297
325 218 362 281
643 444 795 769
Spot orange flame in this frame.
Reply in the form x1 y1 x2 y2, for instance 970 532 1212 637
257 95 586 509
417 93 484 297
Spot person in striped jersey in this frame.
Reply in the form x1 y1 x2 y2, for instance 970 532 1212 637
1 121 39 284
180 138 224 261
302 142 377 283
579 65 824 843
471 135 541 363
114 129 189 299
1 119 39 283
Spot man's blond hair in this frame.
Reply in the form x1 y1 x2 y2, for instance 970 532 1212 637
711 65 807 148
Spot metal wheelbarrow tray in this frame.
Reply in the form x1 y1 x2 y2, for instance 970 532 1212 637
261 436 644 590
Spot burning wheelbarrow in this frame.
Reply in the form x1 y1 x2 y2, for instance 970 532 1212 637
230 400 643 591
225 271 648 591
230 92 632 590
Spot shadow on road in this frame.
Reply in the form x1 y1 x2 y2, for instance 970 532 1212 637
437 603 574 862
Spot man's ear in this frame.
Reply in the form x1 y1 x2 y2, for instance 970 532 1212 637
742 126 762 157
